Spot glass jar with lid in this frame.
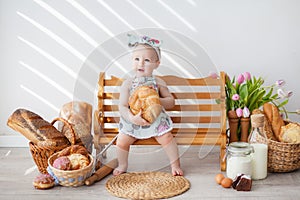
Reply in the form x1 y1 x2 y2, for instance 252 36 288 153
226 142 254 179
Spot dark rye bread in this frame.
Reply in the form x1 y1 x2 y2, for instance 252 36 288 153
7 108 69 147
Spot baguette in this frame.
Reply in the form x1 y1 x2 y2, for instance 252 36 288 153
263 103 285 141
7 108 69 147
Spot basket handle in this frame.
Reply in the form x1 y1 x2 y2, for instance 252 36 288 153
51 117 76 145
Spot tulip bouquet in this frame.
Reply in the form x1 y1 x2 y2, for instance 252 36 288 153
209 71 295 142
225 72 292 118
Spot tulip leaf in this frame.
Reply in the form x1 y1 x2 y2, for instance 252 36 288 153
277 99 289 108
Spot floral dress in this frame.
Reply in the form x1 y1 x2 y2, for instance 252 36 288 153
119 76 173 139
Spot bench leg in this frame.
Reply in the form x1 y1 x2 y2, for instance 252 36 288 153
220 145 226 171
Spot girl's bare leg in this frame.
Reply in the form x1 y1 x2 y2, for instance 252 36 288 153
113 133 136 176
155 132 183 176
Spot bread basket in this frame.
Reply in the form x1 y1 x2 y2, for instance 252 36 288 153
47 151 94 187
29 117 76 174
257 121 300 172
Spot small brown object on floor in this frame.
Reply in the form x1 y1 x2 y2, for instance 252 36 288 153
232 173 244 189
235 175 252 191
215 173 225 185
221 177 233 188
33 173 55 189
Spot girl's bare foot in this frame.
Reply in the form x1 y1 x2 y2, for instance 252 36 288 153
171 165 183 176
113 168 126 176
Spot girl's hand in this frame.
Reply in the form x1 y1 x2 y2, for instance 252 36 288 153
130 110 150 126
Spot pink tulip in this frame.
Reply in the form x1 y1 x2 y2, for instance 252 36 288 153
237 74 245 84
243 72 251 81
236 108 243 117
243 107 250 118
232 94 240 101
209 71 218 79
275 80 285 87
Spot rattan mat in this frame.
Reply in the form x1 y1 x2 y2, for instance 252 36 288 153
106 171 190 199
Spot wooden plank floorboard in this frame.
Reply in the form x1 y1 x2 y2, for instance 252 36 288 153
0 147 299 200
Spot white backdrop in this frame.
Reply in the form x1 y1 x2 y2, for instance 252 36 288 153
1 0 300 146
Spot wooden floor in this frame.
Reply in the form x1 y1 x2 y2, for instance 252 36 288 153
0 146 299 200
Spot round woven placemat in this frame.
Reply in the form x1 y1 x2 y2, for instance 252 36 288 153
106 171 190 199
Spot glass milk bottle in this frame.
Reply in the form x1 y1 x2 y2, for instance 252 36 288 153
226 142 254 179
248 114 268 180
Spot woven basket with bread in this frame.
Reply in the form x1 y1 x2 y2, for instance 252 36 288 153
254 103 300 172
47 145 94 187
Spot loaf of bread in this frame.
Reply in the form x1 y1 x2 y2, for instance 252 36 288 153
129 86 162 123
57 101 93 152
7 109 69 147
279 122 300 143
263 103 285 141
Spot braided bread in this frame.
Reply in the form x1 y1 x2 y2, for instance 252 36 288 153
128 86 162 123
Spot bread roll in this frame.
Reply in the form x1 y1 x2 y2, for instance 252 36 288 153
7 109 69 147
129 86 162 123
67 153 90 170
263 103 285 141
279 122 300 143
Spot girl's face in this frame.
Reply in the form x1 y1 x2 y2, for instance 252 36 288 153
132 45 160 77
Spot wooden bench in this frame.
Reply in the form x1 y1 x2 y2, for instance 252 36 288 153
93 71 227 171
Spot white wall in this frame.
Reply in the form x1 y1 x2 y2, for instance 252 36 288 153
1 0 300 147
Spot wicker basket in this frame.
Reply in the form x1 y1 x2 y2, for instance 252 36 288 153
267 139 300 172
257 121 300 172
48 152 94 187
29 117 76 174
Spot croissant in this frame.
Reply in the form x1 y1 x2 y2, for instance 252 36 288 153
128 86 162 123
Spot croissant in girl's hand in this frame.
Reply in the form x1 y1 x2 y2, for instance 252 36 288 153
128 86 162 123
